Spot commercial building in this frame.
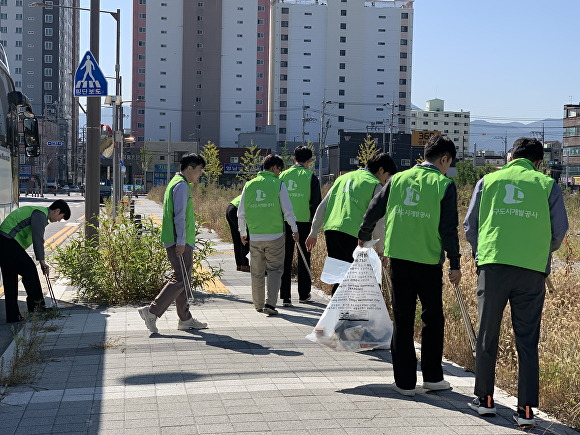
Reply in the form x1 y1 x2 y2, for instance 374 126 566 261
0 0 79 186
411 98 470 160
563 104 580 186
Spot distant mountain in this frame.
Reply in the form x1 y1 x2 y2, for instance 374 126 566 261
469 119 562 155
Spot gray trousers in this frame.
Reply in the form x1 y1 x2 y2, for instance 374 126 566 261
249 235 285 310
474 263 546 407
149 244 194 321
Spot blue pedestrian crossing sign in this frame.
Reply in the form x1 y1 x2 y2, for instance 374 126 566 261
74 51 107 97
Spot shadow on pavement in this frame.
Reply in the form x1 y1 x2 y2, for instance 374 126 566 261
151 330 303 357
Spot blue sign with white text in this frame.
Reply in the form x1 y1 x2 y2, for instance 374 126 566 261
74 51 108 97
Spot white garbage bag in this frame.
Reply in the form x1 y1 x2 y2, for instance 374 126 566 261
306 246 393 351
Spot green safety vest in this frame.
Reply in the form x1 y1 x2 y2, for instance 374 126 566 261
279 165 313 222
160 174 196 244
0 206 48 250
230 194 242 208
478 158 553 272
243 171 284 235
384 165 451 264
324 169 380 237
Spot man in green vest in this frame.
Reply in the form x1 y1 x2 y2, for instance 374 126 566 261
306 152 397 295
0 199 71 322
238 154 299 315
358 135 462 397
138 153 208 334
225 194 250 272
463 138 568 428
278 146 321 306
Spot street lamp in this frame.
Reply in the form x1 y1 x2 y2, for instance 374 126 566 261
34 1 121 238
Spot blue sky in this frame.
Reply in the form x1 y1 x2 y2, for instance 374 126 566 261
80 0 580 125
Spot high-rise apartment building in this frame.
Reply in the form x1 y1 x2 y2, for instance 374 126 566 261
131 0 271 149
411 98 470 159
0 0 79 185
563 104 580 183
270 0 413 148
132 0 413 151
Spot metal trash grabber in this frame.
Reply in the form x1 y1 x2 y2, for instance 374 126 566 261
179 255 195 302
546 275 556 294
44 273 58 308
296 242 313 282
454 283 477 358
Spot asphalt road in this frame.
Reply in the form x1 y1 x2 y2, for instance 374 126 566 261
0 193 87 357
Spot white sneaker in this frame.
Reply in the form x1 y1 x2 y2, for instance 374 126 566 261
138 306 158 333
177 317 208 330
390 382 416 397
422 380 451 391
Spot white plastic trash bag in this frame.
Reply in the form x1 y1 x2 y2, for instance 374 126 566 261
306 246 393 351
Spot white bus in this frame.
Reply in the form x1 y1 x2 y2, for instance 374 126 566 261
0 44 40 223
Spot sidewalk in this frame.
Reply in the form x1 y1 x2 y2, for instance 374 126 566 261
0 198 576 435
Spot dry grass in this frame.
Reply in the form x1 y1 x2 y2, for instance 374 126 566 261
149 182 580 429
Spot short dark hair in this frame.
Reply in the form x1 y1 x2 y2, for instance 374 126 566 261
294 145 313 163
424 134 457 161
365 152 398 176
263 153 284 170
180 153 206 171
511 137 544 162
49 199 71 220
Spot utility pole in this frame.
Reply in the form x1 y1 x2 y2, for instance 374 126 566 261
111 8 121 218
383 99 399 156
473 142 477 169
301 105 315 147
494 131 508 164
319 100 332 181
167 122 172 184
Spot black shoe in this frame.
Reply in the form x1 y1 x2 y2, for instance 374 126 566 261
263 304 278 315
468 395 496 416
513 405 535 428
6 314 24 323
299 294 312 303
283 300 293 307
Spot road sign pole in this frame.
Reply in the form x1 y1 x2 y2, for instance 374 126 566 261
85 0 101 243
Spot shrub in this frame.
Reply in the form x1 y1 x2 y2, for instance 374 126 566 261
52 212 221 305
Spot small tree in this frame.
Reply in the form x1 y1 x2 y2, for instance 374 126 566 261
454 161 477 187
200 141 222 184
280 142 293 168
139 146 154 173
236 145 263 182
357 134 380 167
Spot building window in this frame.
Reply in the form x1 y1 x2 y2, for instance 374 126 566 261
281 48 288 54
338 89 345 96
256 73 263 78
402 12 409 19
196 57 202 61
138 82 145 88
400 65 407 72
400 39 407 45
340 36 346 43
281 21 288 27
280 88 287 94
44 15 53 23
280 74 287 80
138 27 146 33
399 92 406 98
304 25 311 29
44 41 52 49
236 87 242 91
197 43 203 48
339 50 346 56
138 13 146 19
303 65 310 69
258 59 265 65
279 114 287 120
377 68 384 72
378 29 386 32
340 23 346 29
339 103 345 109
304 52 311 56
339 63 345 69
197 30 203 35
279 101 287 108
340 10 347 16
138 109 145 115
258 32 265 38
339 76 345 83
401 26 408 32
338 116 344 122
399 79 407 85
377 81 384 85
44 55 52 63
378 42 385 45
258 19 264 24
197 16 203 21
400 52 407 58
138 40 146 46
235 101 241 104
44 28 53 36
281 7 289 13
303 79 310 82
279 128 286 134
44 68 52 76
281 34 288 40
280 61 287 67
138 54 146 60
43 82 52 90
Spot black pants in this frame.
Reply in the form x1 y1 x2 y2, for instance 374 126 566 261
0 236 45 322
390 258 444 390
280 222 312 302
324 230 358 295
225 204 249 267
474 264 545 407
